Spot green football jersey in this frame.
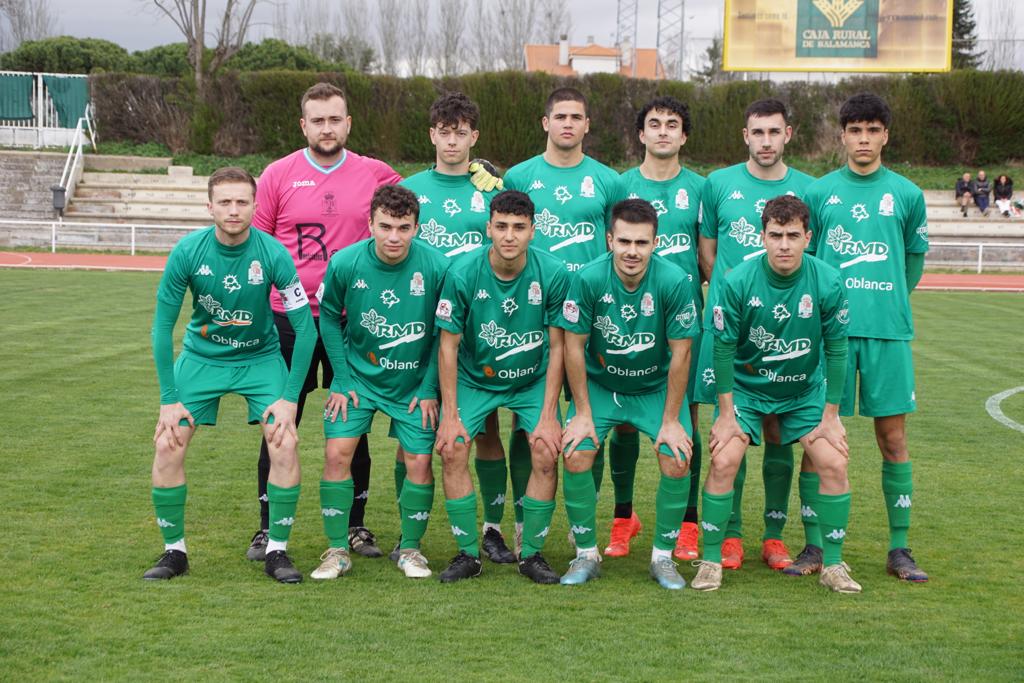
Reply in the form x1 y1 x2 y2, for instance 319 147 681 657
700 162 815 328
713 254 848 402
435 246 570 391
620 165 705 308
156 226 308 365
319 238 450 401
805 165 928 340
558 252 698 394
400 168 496 263
504 154 622 272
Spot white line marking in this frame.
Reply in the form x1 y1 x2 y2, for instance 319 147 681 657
985 386 1024 434
0 251 32 266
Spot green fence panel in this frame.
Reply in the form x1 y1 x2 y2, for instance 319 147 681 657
42 75 89 127
0 73 34 120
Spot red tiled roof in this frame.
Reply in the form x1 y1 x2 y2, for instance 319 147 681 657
523 43 665 80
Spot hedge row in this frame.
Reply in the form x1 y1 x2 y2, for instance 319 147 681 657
91 69 1024 167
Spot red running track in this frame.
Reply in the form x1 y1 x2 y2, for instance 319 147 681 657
1 251 1023 291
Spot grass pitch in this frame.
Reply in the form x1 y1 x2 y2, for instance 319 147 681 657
1 269 1022 681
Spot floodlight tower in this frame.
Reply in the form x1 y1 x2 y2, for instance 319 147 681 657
657 0 685 81
616 0 639 78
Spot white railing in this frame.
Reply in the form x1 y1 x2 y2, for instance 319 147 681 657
927 241 1024 274
0 71 90 148
56 105 97 210
0 218 204 255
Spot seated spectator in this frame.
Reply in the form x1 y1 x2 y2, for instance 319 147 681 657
955 172 973 217
971 170 991 216
994 174 1013 217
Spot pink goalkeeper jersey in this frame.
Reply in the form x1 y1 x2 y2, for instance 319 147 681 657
254 147 402 316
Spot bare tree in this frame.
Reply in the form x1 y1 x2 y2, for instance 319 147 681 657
376 0 402 75
0 0 56 50
984 0 1019 70
467 0 497 72
273 0 330 47
434 0 465 76
494 0 537 69
405 0 431 76
535 0 571 45
151 0 259 94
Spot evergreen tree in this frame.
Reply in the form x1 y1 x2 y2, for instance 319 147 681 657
952 0 983 69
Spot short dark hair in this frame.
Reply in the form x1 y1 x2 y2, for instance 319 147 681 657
610 198 659 234
370 185 420 223
761 194 809 232
301 82 346 116
744 98 789 126
545 87 588 117
489 190 534 220
635 96 691 135
208 166 256 199
429 91 480 130
839 92 891 129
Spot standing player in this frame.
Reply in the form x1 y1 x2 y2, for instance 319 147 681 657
146 167 314 583
696 99 815 571
247 82 402 561
400 92 515 564
312 185 449 580
433 190 570 583
803 92 929 582
692 195 858 593
558 199 699 590
605 96 706 560
503 87 623 547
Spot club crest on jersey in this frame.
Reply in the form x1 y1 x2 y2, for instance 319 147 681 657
580 175 595 198
554 186 573 204
879 193 895 216
410 272 425 296
247 260 263 285
323 192 337 215
442 198 461 217
798 294 813 319
196 264 213 276
222 274 241 293
528 281 542 305
675 188 689 209
640 292 655 317
436 298 452 321
713 305 724 331
471 191 485 213
562 299 580 323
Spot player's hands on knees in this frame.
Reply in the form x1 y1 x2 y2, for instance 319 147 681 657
654 419 693 467
324 390 359 423
530 415 562 462
469 159 504 192
709 414 745 458
561 412 598 460
435 414 469 456
408 396 439 431
263 399 299 448
806 412 849 458
154 402 194 448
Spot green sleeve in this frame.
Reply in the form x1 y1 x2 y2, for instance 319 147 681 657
905 252 924 291
283 305 315 402
823 336 848 405
320 308 353 394
416 333 440 400
712 336 736 395
151 296 183 404
698 180 719 239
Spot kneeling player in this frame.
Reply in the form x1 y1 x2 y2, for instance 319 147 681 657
145 167 315 583
559 199 698 590
692 195 858 593
434 190 570 584
314 185 450 580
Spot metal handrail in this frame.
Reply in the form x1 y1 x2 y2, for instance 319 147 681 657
55 104 96 212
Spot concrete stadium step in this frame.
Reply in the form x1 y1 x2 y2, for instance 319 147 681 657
0 150 67 220
66 165 211 228
73 187 209 204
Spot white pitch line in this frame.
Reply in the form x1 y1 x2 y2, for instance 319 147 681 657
985 386 1024 434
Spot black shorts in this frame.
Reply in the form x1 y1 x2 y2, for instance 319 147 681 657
274 311 344 395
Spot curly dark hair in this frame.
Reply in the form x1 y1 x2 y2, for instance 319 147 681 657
429 91 480 130
760 194 809 231
489 190 535 220
370 184 420 223
839 92 891 129
635 96 691 135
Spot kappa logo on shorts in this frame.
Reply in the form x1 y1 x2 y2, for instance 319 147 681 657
826 528 846 540
570 525 593 535
321 508 344 517
408 511 430 520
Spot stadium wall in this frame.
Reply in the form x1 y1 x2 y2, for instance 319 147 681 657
90 69 1024 168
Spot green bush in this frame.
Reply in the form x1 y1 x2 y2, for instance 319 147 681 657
0 36 135 74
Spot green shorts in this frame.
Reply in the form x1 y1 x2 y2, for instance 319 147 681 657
714 382 825 447
174 354 286 426
444 376 557 441
566 380 694 457
841 337 916 417
324 380 434 455
692 328 718 405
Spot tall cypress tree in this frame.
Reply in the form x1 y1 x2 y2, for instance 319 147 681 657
952 0 984 69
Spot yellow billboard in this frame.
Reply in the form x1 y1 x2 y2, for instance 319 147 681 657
723 0 953 72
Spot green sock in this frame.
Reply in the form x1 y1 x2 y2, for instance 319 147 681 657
609 430 640 506
520 495 555 558
701 489 734 563
400 479 435 550
319 479 353 549
817 492 851 566
445 492 479 557
762 443 794 541
563 469 598 549
267 482 301 544
152 484 187 545
726 456 746 539
686 430 703 512
882 460 913 550
654 472 691 551
592 443 606 494
394 460 407 503
509 430 532 525
798 472 823 548
475 458 508 525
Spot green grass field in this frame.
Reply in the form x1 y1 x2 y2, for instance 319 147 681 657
2 269 1022 680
